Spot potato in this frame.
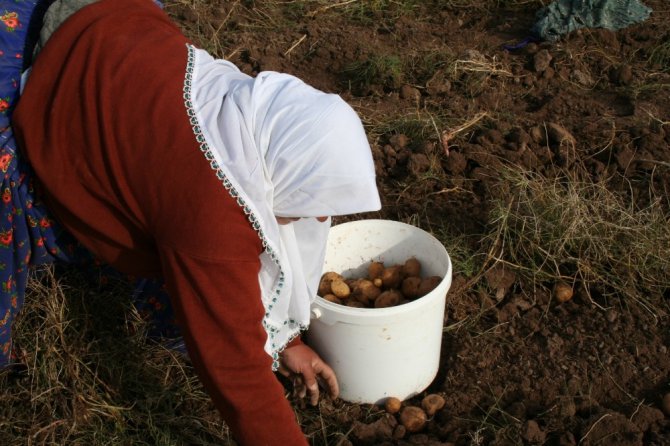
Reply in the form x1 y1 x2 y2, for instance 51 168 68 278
384 397 402 414
322 294 342 305
401 276 422 299
399 406 427 432
367 261 385 280
318 271 343 296
374 290 402 308
345 299 366 308
318 279 332 297
330 279 351 298
421 394 445 416
392 424 406 440
381 265 403 289
352 279 382 305
418 276 442 296
553 281 573 303
402 257 422 278
373 278 383 288
345 278 362 289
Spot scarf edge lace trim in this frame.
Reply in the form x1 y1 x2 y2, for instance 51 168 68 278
182 44 306 369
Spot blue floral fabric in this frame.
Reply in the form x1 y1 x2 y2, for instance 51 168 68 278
0 0 180 368
0 0 61 366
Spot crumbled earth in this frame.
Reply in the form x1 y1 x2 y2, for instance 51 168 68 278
168 1 669 444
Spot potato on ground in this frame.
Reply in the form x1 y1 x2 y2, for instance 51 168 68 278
384 397 402 414
421 394 446 416
375 290 403 308
399 406 427 432
553 281 573 303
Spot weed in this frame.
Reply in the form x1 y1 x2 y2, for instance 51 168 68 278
338 0 420 24
341 54 404 94
405 49 458 86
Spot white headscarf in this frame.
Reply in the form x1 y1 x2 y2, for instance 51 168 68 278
185 45 381 368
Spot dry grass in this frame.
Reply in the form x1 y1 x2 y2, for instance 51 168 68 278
0 266 231 445
483 165 670 315
648 34 670 72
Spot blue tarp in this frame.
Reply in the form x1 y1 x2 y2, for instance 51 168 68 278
532 0 653 41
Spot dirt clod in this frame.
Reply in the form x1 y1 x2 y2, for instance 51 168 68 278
533 49 553 72
521 419 546 444
662 393 670 417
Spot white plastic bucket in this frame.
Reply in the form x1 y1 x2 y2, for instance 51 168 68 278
306 219 452 404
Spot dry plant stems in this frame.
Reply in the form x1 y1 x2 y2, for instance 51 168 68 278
450 51 512 97
441 112 488 155
484 165 670 315
466 386 522 444
579 413 612 445
306 0 360 18
452 56 512 78
336 0 420 23
207 0 240 57
647 37 670 71
0 265 230 445
284 34 307 56
164 0 243 58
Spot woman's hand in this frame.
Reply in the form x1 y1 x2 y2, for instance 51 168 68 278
278 344 339 406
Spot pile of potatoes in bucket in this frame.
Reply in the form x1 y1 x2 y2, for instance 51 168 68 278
318 258 443 308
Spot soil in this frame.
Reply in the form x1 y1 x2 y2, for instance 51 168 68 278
167 1 670 445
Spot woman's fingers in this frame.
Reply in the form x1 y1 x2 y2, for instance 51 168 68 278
298 364 320 405
292 375 307 399
277 363 291 378
304 358 340 405
278 344 340 405
314 360 339 399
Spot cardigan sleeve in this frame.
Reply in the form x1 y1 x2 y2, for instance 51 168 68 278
156 244 308 446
